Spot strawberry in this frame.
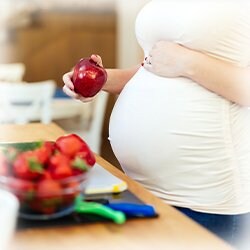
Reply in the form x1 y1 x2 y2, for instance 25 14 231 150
83 150 96 166
62 181 80 206
55 134 90 158
7 177 36 202
13 151 44 180
51 164 73 180
71 152 91 174
48 153 73 179
73 147 95 168
34 178 63 214
34 141 55 165
39 170 52 180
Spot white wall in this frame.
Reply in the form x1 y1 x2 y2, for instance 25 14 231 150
0 0 35 45
115 0 150 68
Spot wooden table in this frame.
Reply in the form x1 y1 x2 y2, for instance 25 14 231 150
0 123 233 250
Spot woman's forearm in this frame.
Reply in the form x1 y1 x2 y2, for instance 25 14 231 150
102 65 140 95
184 51 250 106
145 41 250 106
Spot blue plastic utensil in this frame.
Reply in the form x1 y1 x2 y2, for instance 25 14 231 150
106 203 157 217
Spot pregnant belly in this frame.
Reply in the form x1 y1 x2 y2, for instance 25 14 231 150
109 68 250 212
109 68 232 195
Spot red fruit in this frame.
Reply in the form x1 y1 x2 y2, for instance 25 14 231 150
37 178 62 198
7 177 36 202
72 57 107 97
34 141 55 164
62 181 80 206
35 178 63 214
48 153 73 179
84 151 96 166
72 150 95 173
71 156 89 175
40 170 52 180
13 151 44 180
78 142 96 166
55 134 89 158
52 165 73 180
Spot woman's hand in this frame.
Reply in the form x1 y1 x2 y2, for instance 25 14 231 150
62 71 94 102
62 54 103 102
143 41 192 78
144 41 250 106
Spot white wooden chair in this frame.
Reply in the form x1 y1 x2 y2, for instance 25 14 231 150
0 63 25 82
82 91 109 154
55 91 109 154
0 80 56 124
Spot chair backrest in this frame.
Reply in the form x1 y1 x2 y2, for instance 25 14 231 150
84 91 109 154
0 63 25 82
0 80 56 124
66 91 109 154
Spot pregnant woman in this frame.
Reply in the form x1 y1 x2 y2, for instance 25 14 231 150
63 1 250 247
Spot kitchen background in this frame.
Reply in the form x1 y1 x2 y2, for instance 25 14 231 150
0 0 149 168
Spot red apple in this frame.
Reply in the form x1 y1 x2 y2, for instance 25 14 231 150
72 58 107 97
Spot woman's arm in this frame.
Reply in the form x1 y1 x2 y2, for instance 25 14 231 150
62 54 140 101
102 65 140 95
90 54 140 95
144 41 250 106
184 50 250 106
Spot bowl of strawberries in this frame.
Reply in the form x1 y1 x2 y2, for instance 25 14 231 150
0 134 95 220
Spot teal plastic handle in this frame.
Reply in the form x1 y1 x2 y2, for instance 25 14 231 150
74 196 126 225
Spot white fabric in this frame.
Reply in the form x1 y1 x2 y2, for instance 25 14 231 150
109 0 250 214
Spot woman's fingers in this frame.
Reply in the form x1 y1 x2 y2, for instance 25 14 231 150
62 71 79 99
143 56 153 72
62 72 74 89
90 54 103 67
78 96 95 103
62 71 80 98
62 85 79 99
63 84 95 102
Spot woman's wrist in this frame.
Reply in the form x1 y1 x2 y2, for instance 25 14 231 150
102 66 140 94
181 48 202 80
102 69 117 93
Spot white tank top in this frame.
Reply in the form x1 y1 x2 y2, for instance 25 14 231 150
109 0 250 214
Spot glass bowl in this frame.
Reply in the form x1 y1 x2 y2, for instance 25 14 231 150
0 170 90 220
0 136 95 220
